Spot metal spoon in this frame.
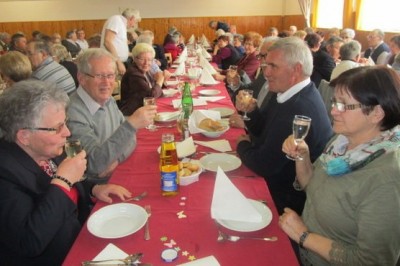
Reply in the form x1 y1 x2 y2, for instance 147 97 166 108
81 253 143 265
124 191 148 202
217 230 277 242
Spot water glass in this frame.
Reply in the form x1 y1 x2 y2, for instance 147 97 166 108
286 115 312 161
143 97 157 131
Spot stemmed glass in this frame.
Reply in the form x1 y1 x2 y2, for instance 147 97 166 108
286 115 312 161
241 89 253 121
227 65 238 88
143 97 157 131
65 139 86 181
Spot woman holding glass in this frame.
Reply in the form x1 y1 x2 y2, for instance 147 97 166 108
120 43 163 116
281 66 400 265
0 80 132 265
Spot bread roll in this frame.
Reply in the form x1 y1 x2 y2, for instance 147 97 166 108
198 118 225 132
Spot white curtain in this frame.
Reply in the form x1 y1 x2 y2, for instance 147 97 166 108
298 0 312 27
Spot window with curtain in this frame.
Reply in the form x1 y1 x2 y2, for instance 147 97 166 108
315 0 344 29
357 0 400 31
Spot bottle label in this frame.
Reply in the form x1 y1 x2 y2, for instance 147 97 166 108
161 171 178 192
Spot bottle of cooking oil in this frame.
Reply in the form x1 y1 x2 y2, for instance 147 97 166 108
160 133 179 196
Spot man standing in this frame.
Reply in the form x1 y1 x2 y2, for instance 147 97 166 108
101 8 141 75
26 40 76 94
235 37 333 215
363 28 390 65
67 48 156 182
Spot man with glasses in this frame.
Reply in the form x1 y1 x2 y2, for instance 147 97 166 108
67 48 156 183
363 29 390 65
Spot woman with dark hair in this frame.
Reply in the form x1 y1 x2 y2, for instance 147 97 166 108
212 35 241 70
281 66 400 265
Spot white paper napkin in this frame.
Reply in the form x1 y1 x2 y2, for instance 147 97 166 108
178 255 220 266
176 136 196 158
156 111 180 121
188 34 195 44
172 98 207 108
173 62 186 76
92 243 128 264
200 57 217 76
201 46 212 59
198 96 225 102
211 167 262 223
199 67 218 85
201 34 211 48
188 110 221 134
194 139 232 152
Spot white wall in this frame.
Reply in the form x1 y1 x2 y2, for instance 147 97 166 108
0 0 301 22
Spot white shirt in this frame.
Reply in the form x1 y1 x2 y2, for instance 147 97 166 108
276 78 310 103
101 15 129 62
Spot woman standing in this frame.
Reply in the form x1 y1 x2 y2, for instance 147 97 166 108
120 43 163 116
281 66 400 265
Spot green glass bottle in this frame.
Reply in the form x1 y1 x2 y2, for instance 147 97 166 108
181 82 193 115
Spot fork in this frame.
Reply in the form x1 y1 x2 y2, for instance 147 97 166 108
124 191 148 202
218 230 278 242
144 205 151 240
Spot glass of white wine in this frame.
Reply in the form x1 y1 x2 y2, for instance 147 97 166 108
143 97 157 131
286 115 312 161
241 89 253 121
227 65 238 88
65 139 87 181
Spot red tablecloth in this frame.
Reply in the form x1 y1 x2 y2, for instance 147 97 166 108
63 78 299 266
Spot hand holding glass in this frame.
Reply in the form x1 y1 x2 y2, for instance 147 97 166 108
241 89 253 121
286 115 312 161
65 139 86 181
227 65 238 88
143 97 157 131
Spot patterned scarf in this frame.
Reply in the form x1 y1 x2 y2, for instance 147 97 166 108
320 125 400 176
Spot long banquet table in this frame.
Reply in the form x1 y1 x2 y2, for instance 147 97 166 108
63 74 299 265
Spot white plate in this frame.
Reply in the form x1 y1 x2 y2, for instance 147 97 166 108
216 199 272 232
155 111 179 122
199 89 220 96
165 80 179 86
199 153 241 172
87 203 148 239
209 107 235 118
162 89 179 97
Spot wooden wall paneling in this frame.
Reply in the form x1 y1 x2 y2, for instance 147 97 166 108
282 14 306 32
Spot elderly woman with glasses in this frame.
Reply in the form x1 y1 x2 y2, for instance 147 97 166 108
0 80 131 265
281 66 400 265
120 42 163 116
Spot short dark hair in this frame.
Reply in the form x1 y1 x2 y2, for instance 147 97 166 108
330 66 400 131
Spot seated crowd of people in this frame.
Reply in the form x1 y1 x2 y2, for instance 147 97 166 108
0 8 399 266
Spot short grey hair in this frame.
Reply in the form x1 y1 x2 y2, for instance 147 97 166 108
136 34 153 45
339 40 361 60
76 48 116 75
268 36 313 77
340 28 355 39
132 42 155 58
122 8 141 22
326 36 344 48
0 80 69 142
371 29 385 39
28 40 51 55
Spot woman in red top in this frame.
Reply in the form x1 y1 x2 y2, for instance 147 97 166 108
233 31 262 81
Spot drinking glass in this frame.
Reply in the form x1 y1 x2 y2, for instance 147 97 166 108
143 97 157 131
286 115 312 161
241 89 253 121
65 139 86 181
227 65 238 88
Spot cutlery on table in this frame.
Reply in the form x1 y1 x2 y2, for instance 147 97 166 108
124 191 148 202
81 253 142 265
217 230 277 242
144 205 151 240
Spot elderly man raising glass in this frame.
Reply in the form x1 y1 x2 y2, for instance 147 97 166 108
0 80 131 265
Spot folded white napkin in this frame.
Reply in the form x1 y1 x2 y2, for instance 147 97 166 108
200 67 218 85
178 255 220 266
172 98 207 108
173 62 186 76
201 46 212 59
211 167 262 223
188 34 195 44
200 57 217 76
156 111 180 121
201 35 211 48
198 96 225 102
188 110 221 134
92 243 128 264
194 139 232 152
176 136 196 158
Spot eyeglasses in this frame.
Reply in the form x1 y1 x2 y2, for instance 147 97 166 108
23 119 68 134
256 53 268 60
135 57 154 63
84 72 116 80
331 98 364 112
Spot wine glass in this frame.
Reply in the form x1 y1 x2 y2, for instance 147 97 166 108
143 97 157 131
65 139 86 181
286 115 312 161
227 65 238 88
241 89 253 121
